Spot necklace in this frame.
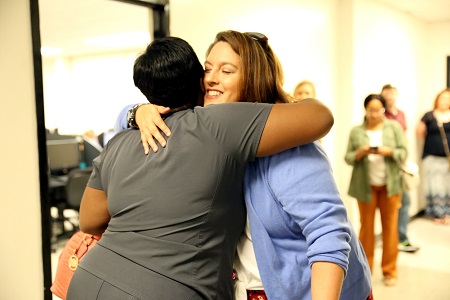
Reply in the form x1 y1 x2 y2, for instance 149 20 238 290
435 109 450 123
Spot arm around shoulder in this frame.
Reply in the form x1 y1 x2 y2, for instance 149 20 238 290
257 98 333 157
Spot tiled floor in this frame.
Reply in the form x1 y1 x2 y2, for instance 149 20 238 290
370 216 450 300
51 216 450 300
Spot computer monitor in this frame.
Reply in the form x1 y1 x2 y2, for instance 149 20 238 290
47 138 82 175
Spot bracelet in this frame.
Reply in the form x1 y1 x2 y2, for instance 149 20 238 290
127 103 148 129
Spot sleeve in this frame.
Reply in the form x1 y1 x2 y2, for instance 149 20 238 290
344 127 359 166
87 153 104 191
391 122 408 163
400 110 407 131
198 102 272 163
113 104 135 133
421 111 434 127
87 131 126 192
267 144 352 274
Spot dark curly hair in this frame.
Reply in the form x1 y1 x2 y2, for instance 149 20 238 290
133 37 204 108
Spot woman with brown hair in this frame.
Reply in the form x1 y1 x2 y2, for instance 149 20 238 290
416 88 450 224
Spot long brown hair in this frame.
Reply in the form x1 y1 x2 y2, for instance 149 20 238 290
206 30 291 104
433 88 450 109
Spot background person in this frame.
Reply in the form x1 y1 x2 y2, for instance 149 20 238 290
121 30 372 300
381 84 419 253
291 79 316 102
290 79 323 144
345 93 407 287
68 37 333 299
416 88 450 225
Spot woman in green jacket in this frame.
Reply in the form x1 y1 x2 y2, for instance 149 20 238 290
345 94 407 287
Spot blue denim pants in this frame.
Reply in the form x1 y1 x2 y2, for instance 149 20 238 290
398 192 411 243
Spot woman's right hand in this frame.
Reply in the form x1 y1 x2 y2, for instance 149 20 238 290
355 145 370 162
135 104 172 154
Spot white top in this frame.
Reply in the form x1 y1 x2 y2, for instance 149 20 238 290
366 129 386 186
233 218 263 299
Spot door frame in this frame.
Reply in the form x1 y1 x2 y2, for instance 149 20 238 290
29 1 169 298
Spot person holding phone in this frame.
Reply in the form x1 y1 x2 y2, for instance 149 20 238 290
345 93 407 287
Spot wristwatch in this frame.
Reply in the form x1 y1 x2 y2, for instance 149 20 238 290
127 103 147 129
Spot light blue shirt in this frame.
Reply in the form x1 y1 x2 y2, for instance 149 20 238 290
244 143 372 299
114 104 134 132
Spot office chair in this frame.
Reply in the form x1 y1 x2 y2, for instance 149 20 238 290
66 167 93 209
55 167 93 239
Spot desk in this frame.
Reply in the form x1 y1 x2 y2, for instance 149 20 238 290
50 175 68 187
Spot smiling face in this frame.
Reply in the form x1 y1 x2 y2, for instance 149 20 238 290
203 41 242 106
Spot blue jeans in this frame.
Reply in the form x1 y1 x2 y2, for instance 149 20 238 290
398 192 411 243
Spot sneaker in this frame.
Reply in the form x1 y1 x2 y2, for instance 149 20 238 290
398 241 420 252
383 277 397 287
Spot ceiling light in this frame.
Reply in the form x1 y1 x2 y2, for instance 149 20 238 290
41 46 63 56
84 31 150 48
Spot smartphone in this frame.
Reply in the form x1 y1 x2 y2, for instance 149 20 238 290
369 146 379 151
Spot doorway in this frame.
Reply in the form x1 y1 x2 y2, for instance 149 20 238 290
31 0 169 298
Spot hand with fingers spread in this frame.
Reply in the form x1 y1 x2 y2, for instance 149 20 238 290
134 103 171 154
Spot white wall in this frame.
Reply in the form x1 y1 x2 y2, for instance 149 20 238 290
171 0 338 149
0 1 44 299
43 51 147 135
170 0 450 225
422 20 450 116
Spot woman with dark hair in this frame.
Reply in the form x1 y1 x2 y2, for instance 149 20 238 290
67 36 333 299
345 93 407 287
121 31 372 300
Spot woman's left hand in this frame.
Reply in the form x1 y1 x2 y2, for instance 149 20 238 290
135 104 171 154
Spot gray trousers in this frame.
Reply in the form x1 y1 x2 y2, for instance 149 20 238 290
67 267 138 300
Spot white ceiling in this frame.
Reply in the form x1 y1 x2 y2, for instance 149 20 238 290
38 0 152 57
376 0 450 23
38 0 450 58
